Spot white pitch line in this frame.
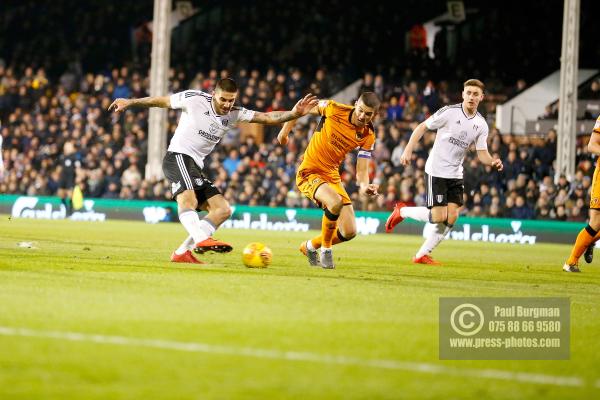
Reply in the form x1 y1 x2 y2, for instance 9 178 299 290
0 326 589 388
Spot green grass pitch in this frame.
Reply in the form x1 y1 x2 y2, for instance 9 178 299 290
0 216 599 399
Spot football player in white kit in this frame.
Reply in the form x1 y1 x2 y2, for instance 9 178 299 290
109 78 317 264
385 79 503 265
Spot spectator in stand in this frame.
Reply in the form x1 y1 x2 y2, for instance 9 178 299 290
373 75 385 101
358 72 374 94
581 79 600 100
539 104 558 120
532 129 557 177
508 79 527 98
386 96 403 121
310 69 331 98
2 61 598 224
422 80 439 111
503 150 521 181
223 149 241 176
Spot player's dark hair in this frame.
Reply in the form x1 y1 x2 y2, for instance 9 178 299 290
464 79 485 92
359 92 381 109
216 78 238 93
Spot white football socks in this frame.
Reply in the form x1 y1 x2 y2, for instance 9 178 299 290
178 210 216 244
415 223 453 258
175 235 195 255
400 206 431 222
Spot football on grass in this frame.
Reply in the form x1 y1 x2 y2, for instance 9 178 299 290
242 242 273 268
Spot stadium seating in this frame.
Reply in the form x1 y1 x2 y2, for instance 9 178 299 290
0 64 595 222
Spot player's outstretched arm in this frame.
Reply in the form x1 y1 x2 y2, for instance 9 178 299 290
400 121 428 166
356 157 379 197
476 149 503 171
588 131 600 156
277 120 297 145
108 96 171 113
251 94 318 125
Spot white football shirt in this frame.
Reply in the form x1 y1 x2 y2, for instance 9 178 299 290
424 104 489 179
168 90 255 169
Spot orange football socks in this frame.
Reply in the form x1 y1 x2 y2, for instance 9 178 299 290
310 228 350 249
321 208 339 248
566 225 598 265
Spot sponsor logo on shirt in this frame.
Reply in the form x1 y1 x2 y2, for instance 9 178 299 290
448 137 470 149
197 129 221 142
331 132 354 151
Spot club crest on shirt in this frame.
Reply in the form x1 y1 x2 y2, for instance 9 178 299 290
459 130 468 140
209 122 222 135
355 129 366 140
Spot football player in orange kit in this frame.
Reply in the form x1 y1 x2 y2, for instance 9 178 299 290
277 92 380 268
564 115 600 272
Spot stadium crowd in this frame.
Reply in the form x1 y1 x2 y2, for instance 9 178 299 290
1 63 598 222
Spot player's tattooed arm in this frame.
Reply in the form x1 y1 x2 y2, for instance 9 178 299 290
108 96 171 113
252 110 302 124
251 93 318 124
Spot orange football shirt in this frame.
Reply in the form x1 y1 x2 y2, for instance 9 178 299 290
299 100 375 181
590 115 600 208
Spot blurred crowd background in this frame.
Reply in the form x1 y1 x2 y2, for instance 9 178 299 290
1 0 600 222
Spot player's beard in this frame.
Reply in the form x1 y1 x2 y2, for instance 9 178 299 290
216 103 231 115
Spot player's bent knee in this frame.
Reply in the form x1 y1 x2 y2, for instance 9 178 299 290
215 206 232 222
326 196 343 215
177 198 198 211
336 229 355 243
430 213 447 224
589 213 600 231
176 190 198 210
343 230 357 240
